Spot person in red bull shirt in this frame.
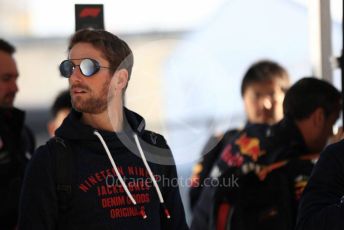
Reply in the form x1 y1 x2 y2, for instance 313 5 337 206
189 60 290 210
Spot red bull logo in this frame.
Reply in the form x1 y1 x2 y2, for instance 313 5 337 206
235 133 263 161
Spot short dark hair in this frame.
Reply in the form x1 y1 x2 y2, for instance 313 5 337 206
51 90 72 117
0 39 16 54
68 29 133 79
241 60 290 97
283 77 341 120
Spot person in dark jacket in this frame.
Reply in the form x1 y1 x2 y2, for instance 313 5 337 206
0 39 35 230
191 77 341 230
189 60 290 210
296 139 344 229
18 29 188 230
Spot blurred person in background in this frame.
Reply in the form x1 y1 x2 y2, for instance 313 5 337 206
191 77 342 230
47 90 72 137
189 60 290 210
0 39 35 229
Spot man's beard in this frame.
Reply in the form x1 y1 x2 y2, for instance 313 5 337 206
71 80 110 114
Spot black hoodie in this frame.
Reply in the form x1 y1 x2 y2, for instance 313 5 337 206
296 141 344 230
18 108 188 230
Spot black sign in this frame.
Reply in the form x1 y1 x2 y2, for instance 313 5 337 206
75 4 104 31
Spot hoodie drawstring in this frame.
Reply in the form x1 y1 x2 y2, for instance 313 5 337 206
93 131 137 205
133 134 171 219
94 130 171 220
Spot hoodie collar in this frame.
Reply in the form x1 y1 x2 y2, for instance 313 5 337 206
0 107 25 132
268 116 310 160
55 107 146 141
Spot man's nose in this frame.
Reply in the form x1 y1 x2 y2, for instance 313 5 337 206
260 96 273 110
11 80 19 93
69 67 83 82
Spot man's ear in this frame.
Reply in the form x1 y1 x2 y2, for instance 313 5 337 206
113 69 129 91
311 107 325 128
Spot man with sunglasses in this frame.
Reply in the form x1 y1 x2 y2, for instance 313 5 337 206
0 39 35 230
19 29 188 229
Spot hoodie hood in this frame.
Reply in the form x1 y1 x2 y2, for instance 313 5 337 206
55 107 175 166
55 107 146 141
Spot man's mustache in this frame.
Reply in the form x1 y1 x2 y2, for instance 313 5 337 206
70 84 91 91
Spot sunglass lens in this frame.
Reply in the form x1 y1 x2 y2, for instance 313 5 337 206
59 60 74 78
80 59 97 77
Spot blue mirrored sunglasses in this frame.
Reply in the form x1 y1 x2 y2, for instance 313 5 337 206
59 58 112 78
